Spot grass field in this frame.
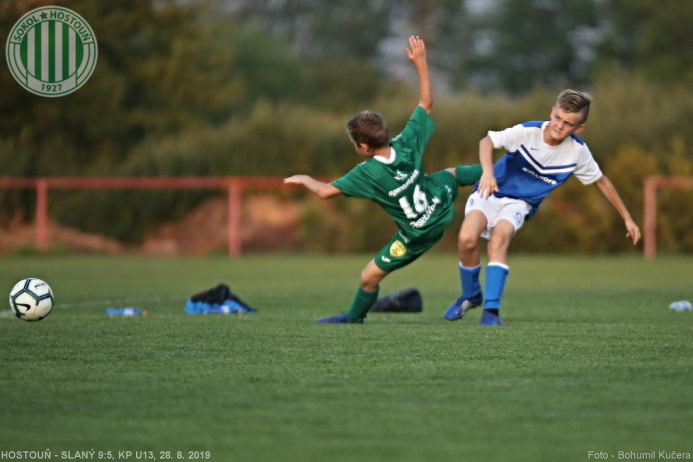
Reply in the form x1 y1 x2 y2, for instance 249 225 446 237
0 253 691 462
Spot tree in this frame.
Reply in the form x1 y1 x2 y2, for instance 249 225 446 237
462 0 602 94
598 0 693 85
0 0 252 175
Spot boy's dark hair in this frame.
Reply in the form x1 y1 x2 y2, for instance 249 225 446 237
556 89 591 123
346 111 389 149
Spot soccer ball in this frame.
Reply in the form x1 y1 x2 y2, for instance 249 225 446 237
9 278 54 322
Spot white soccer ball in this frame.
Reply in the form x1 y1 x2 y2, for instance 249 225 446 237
9 278 54 322
669 300 692 313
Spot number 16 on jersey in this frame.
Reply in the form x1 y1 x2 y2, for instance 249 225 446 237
399 185 428 219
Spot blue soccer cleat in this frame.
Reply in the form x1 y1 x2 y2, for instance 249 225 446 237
479 310 504 326
317 313 363 324
444 292 483 321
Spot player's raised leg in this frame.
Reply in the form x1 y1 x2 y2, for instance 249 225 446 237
444 210 487 321
445 165 484 189
480 219 514 326
318 260 388 324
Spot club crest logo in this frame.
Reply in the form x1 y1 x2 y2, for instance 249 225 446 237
6 6 97 97
390 240 407 258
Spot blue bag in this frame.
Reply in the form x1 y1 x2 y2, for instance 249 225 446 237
185 284 256 315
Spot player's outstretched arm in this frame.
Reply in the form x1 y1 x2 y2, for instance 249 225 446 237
593 175 641 245
477 136 498 199
406 36 432 113
284 175 342 199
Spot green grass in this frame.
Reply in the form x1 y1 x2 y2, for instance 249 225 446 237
0 254 691 462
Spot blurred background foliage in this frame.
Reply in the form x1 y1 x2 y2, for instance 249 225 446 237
1 0 692 253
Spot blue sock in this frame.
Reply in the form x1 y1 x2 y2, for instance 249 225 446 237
460 264 481 299
484 263 509 310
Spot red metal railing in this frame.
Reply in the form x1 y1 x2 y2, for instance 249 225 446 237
3 175 691 258
0 177 324 257
643 175 693 259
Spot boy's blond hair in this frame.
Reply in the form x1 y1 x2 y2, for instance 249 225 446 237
556 90 591 123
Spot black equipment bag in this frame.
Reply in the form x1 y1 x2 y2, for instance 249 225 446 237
370 288 422 313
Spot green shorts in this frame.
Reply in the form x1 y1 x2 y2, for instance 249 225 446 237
374 170 457 273
374 231 445 272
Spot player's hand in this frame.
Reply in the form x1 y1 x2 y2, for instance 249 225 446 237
478 171 498 200
625 218 641 245
283 175 307 185
406 36 426 65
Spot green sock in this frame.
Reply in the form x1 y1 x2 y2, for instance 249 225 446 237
346 286 379 323
455 164 483 186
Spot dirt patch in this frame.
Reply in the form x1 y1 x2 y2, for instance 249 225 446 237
141 195 305 255
0 222 124 254
0 195 307 255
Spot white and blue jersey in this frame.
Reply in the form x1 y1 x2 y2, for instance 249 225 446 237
476 121 602 219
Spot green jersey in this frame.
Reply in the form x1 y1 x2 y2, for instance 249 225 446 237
333 107 457 244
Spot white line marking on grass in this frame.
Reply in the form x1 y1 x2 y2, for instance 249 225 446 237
0 296 188 319
54 295 187 309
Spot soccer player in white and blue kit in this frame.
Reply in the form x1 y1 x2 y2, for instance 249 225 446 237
444 90 641 326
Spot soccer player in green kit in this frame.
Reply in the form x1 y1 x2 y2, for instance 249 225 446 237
284 36 481 323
